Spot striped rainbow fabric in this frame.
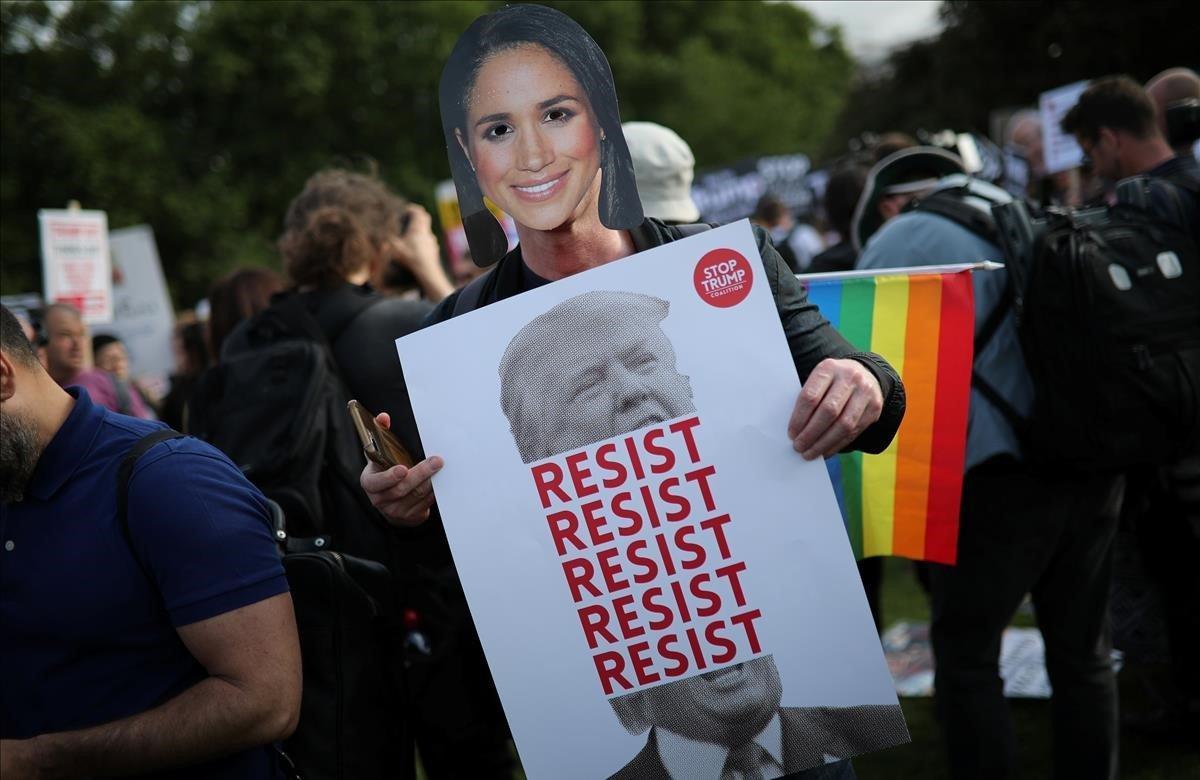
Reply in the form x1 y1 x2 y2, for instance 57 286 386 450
803 267 976 565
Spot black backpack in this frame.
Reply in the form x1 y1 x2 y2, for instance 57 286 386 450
913 174 1200 471
188 292 382 547
118 429 406 780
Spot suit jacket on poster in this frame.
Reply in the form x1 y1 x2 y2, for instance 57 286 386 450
608 704 907 780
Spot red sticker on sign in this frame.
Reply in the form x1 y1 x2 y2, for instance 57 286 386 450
694 248 753 308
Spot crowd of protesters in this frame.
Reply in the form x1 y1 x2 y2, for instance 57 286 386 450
1 15 1197 775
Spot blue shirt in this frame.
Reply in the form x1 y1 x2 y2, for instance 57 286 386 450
0 388 288 778
857 180 1034 471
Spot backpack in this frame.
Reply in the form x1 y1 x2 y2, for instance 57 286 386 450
118 429 405 780
188 292 381 546
912 174 1200 471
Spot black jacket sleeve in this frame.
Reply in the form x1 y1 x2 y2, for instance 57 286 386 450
753 226 906 454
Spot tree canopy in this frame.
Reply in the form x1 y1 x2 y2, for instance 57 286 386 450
1 0 854 306
827 1 1197 157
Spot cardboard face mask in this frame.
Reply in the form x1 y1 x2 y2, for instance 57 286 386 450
438 4 644 267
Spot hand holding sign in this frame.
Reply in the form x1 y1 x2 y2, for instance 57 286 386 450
788 358 885 460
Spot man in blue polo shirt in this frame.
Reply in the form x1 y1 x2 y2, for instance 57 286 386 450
0 304 301 778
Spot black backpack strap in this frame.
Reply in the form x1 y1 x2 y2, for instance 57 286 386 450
974 273 1012 356
972 372 1031 447
909 187 1000 245
969 273 1032 448
117 429 186 580
451 269 496 318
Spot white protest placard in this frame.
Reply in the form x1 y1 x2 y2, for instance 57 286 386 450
39 209 113 324
398 221 907 779
1039 80 1090 175
96 225 176 393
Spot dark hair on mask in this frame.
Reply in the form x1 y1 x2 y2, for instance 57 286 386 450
439 4 642 266
0 305 39 367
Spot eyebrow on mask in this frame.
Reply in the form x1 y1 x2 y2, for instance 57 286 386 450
473 95 582 128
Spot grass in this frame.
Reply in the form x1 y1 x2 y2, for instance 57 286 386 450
852 558 1200 780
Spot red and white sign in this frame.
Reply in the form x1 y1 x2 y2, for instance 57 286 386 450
39 209 113 324
397 221 903 779
694 247 753 308
532 414 766 696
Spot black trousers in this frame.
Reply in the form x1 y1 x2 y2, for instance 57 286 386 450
929 459 1123 780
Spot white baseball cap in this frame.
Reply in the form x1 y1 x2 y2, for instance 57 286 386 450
621 121 701 224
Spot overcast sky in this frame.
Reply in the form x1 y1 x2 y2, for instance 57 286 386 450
794 1 945 62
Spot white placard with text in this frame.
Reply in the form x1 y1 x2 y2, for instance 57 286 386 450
397 221 904 779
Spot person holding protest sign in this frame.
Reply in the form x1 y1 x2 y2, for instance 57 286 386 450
360 5 908 777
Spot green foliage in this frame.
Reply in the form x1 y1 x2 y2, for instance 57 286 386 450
1 0 852 306
827 0 1198 157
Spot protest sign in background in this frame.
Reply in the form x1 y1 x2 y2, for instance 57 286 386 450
38 208 112 324
94 225 176 395
691 153 818 225
803 266 979 565
1039 80 1090 175
398 222 905 779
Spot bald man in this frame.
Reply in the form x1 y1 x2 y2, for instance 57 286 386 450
1145 67 1200 156
1004 109 1045 180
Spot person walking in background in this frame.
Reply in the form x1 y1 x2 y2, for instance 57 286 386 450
855 147 1124 780
1064 74 1200 742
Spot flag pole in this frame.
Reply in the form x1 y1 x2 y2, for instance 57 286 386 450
797 261 1004 282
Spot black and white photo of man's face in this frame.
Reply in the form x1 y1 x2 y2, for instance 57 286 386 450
641 656 783 747
550 313 692 455
499 291 695 463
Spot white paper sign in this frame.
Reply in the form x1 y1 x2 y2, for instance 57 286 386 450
398 221 907 779
39 209 113 324
94 225 176 392
1039 80 1090 175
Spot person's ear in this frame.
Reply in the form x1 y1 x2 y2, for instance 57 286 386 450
1099 127 1119 152
0 352 16 403
455 128 475 173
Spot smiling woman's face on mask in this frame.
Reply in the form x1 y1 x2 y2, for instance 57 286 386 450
458 44 603 234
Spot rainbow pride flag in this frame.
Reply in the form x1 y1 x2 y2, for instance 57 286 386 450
803 265 979 565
